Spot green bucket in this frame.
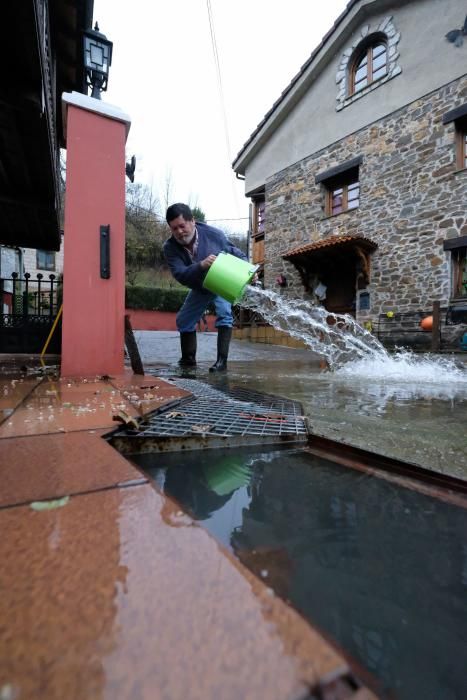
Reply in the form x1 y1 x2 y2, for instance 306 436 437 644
202 458 251 496
202 252 258 303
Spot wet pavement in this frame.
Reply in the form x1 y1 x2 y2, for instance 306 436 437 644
2 332 465 699
133 331 467 480
2 483 361 700
0 357 376 700
135 446 467 700
135 329 316 365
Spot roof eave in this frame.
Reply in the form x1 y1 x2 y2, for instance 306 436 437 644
283 235 378 259
232 0 379 175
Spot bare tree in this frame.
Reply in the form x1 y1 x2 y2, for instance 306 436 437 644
125 182 167 285
161 168 174 212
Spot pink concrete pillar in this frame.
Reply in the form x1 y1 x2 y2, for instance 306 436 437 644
61 93 131 377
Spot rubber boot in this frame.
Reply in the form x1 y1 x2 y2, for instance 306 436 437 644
209 326 232 372
179 331 197 367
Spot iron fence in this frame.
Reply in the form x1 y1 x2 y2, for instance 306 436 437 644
232 305 267 327
0 273 62 353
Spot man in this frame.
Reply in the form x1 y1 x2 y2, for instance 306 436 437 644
163 203 247 372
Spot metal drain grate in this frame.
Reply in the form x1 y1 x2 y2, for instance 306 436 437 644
110 377 307 453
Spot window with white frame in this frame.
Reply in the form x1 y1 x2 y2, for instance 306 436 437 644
350 39 388 96
335 17 401 111
36 250 55 271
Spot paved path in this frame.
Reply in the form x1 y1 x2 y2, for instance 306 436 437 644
133 330 317 366
130 332 467 481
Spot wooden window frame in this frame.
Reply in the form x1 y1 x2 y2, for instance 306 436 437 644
324 170 360 217
452 247 467 299
455 119 467 170
251 233 265 266
251 195 265 238
350 38 388 97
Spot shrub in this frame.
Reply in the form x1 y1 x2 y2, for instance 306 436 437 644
125 285 188 312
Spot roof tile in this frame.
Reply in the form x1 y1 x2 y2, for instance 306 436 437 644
283 235 377 258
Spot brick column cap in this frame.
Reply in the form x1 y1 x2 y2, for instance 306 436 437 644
62 91 131 143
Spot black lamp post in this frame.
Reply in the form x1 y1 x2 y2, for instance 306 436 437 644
83 22 113 100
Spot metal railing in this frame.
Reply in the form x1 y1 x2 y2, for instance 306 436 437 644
0 273 62 353
1 272 62 316
232 305 268 328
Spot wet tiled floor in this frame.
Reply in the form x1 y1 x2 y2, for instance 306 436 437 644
0 432 146 508
0 371 190 439
0 484 360 700
0 359 375 699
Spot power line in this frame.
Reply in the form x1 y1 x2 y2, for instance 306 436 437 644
206 0 231 159
206 217 248 222
126 203 249 224
205 0 241 217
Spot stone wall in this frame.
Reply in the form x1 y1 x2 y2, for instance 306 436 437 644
264 74 467 324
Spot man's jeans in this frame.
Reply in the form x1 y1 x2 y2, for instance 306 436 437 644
176 289 233 332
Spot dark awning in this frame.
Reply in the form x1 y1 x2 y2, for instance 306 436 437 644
315 156 363 184
443 235 467 250
283 235 377 260
442 103 467 125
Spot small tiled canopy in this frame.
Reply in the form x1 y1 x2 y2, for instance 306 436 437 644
282 235 377 260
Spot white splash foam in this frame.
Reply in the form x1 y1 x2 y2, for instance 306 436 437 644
336 351 467 384
242 287 467 385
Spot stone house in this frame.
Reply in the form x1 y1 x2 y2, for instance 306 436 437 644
233 0 467 342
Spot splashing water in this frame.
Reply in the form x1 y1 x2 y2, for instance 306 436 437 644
242 286 467 383
335 352 467 384
242 286 388 367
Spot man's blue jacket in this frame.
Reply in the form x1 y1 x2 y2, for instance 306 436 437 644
163 221 247 292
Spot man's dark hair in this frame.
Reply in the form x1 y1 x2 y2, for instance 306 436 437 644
166 203 194 224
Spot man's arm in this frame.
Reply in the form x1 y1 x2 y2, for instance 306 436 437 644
224 238 247 261
163 243 217 289
163 244 205 289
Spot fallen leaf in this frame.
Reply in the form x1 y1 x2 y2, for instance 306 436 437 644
30 496 70 511
165 411 186 419
191 424 212 433
112 410 139 430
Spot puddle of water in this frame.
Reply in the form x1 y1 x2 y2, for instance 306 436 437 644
133 446 467 700
207 362 467 480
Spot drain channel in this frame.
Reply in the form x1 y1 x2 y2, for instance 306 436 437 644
110 377 308 453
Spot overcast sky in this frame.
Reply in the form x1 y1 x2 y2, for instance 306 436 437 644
93 0 348 232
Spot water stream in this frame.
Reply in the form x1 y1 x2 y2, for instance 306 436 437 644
242 286 467 385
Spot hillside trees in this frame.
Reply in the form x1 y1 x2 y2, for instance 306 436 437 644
124 181 248 285
191 206 206 222
125 182 167 285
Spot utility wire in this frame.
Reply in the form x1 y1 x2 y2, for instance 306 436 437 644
206 0 232 160
126 203 248 224
206 217 248 222
206 0 241 218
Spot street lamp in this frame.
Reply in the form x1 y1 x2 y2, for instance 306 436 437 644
83 22 113 100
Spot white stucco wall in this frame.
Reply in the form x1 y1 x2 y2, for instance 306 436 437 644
22 236 64 284
240 0 467 192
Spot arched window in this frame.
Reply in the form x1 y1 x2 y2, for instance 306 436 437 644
336 18 401 111
350 40 388 96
